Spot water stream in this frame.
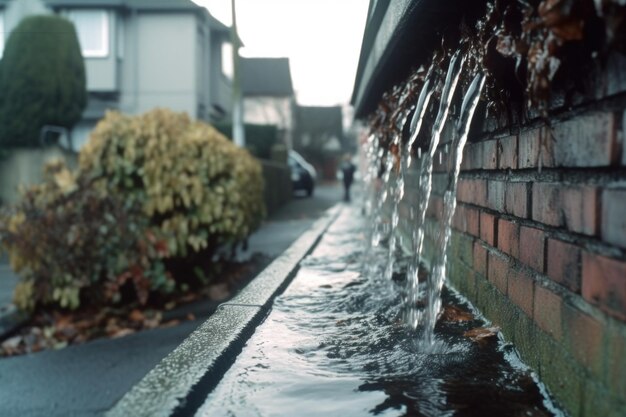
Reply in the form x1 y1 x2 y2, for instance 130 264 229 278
197 208 563 416
422 72 486 345
403 50 465 335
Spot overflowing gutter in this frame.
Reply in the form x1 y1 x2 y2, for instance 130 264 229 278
351 0 479 118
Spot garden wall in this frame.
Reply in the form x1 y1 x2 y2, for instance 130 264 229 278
0 146 77 206
398 63 626 416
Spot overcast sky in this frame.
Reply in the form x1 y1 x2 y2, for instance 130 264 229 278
192 0 370 106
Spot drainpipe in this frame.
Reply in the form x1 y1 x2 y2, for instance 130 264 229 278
231 0 245 147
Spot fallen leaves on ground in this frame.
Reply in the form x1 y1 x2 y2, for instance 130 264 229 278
0 255 270 357
463 326 500 344
440 305 474 322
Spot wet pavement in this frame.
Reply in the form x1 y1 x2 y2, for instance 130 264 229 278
197 206 564 417
0 182 345 417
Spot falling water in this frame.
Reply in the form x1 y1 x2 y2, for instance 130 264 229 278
383 78 428 282
385 69 437 303
405 50 466 331
422 72 487 345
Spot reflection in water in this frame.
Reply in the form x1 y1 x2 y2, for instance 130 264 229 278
196 209 563 417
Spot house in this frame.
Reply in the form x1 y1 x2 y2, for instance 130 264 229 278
294 105 344 179
240 57 296 149
0 0 234 149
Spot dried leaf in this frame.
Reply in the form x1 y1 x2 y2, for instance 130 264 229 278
129 309 145 323
441 305 474 322
464 326 500 343
110 328 135 339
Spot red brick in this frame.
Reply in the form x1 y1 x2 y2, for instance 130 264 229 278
488 180 505 212
519 127 555 169
547 239 582 293
519 226 545 272
602 189 626 249
452 205 466 232
488 251 509 294
465 206 480 237
452 204 479 236
562 186 599 236
499 135 518 169
497 218 520 258
532 183 562 227
482 140 498 170
563 306 605 377
480 212 496 246
458 179 487 207
582 252 626 321
474 242 488 276
553 112 618 167
534 285 563 340
508 268 535 317
462 143 481 171
505 182 529 219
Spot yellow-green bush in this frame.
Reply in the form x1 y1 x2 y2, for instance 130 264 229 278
0 108 265 311
0 161 172 311
80 108 265 257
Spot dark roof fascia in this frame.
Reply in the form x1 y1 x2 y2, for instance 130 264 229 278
351 0 468 118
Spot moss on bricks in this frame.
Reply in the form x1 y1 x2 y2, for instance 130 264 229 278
450 231 474 268
582 379 626 417
536 329 585 417
512 312 540 371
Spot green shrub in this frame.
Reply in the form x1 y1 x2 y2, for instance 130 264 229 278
0 109 265 312
0 15 86 147
214 122 279 159
0 161 172 312
80 109 265 258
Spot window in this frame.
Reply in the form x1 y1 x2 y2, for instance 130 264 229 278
221 41 233 79
68 10 109 58
0 12 5 57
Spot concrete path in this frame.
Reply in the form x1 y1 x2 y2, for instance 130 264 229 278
0 182 345 417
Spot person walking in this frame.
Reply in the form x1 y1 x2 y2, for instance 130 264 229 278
340 154 356 202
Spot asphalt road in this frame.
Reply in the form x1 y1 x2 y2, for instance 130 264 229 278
0 182 345 417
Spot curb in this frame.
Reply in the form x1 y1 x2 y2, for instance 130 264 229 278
106 204 343 417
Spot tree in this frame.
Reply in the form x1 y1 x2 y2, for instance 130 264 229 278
0 15 86 147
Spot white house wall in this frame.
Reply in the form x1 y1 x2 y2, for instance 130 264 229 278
133 12 197 116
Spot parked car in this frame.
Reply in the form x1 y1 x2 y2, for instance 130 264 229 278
288 150 316 197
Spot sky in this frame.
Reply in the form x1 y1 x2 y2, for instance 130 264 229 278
192 0 370 107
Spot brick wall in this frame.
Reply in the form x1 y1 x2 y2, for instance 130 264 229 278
402 104 626 416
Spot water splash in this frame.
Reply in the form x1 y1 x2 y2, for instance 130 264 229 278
422 72 486 345
405 50 466 331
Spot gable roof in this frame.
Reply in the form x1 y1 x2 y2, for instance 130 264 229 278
297 106 343 138
241 57 294 97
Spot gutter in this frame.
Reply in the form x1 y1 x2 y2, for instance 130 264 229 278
106 205 343 417
351 0 477 118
